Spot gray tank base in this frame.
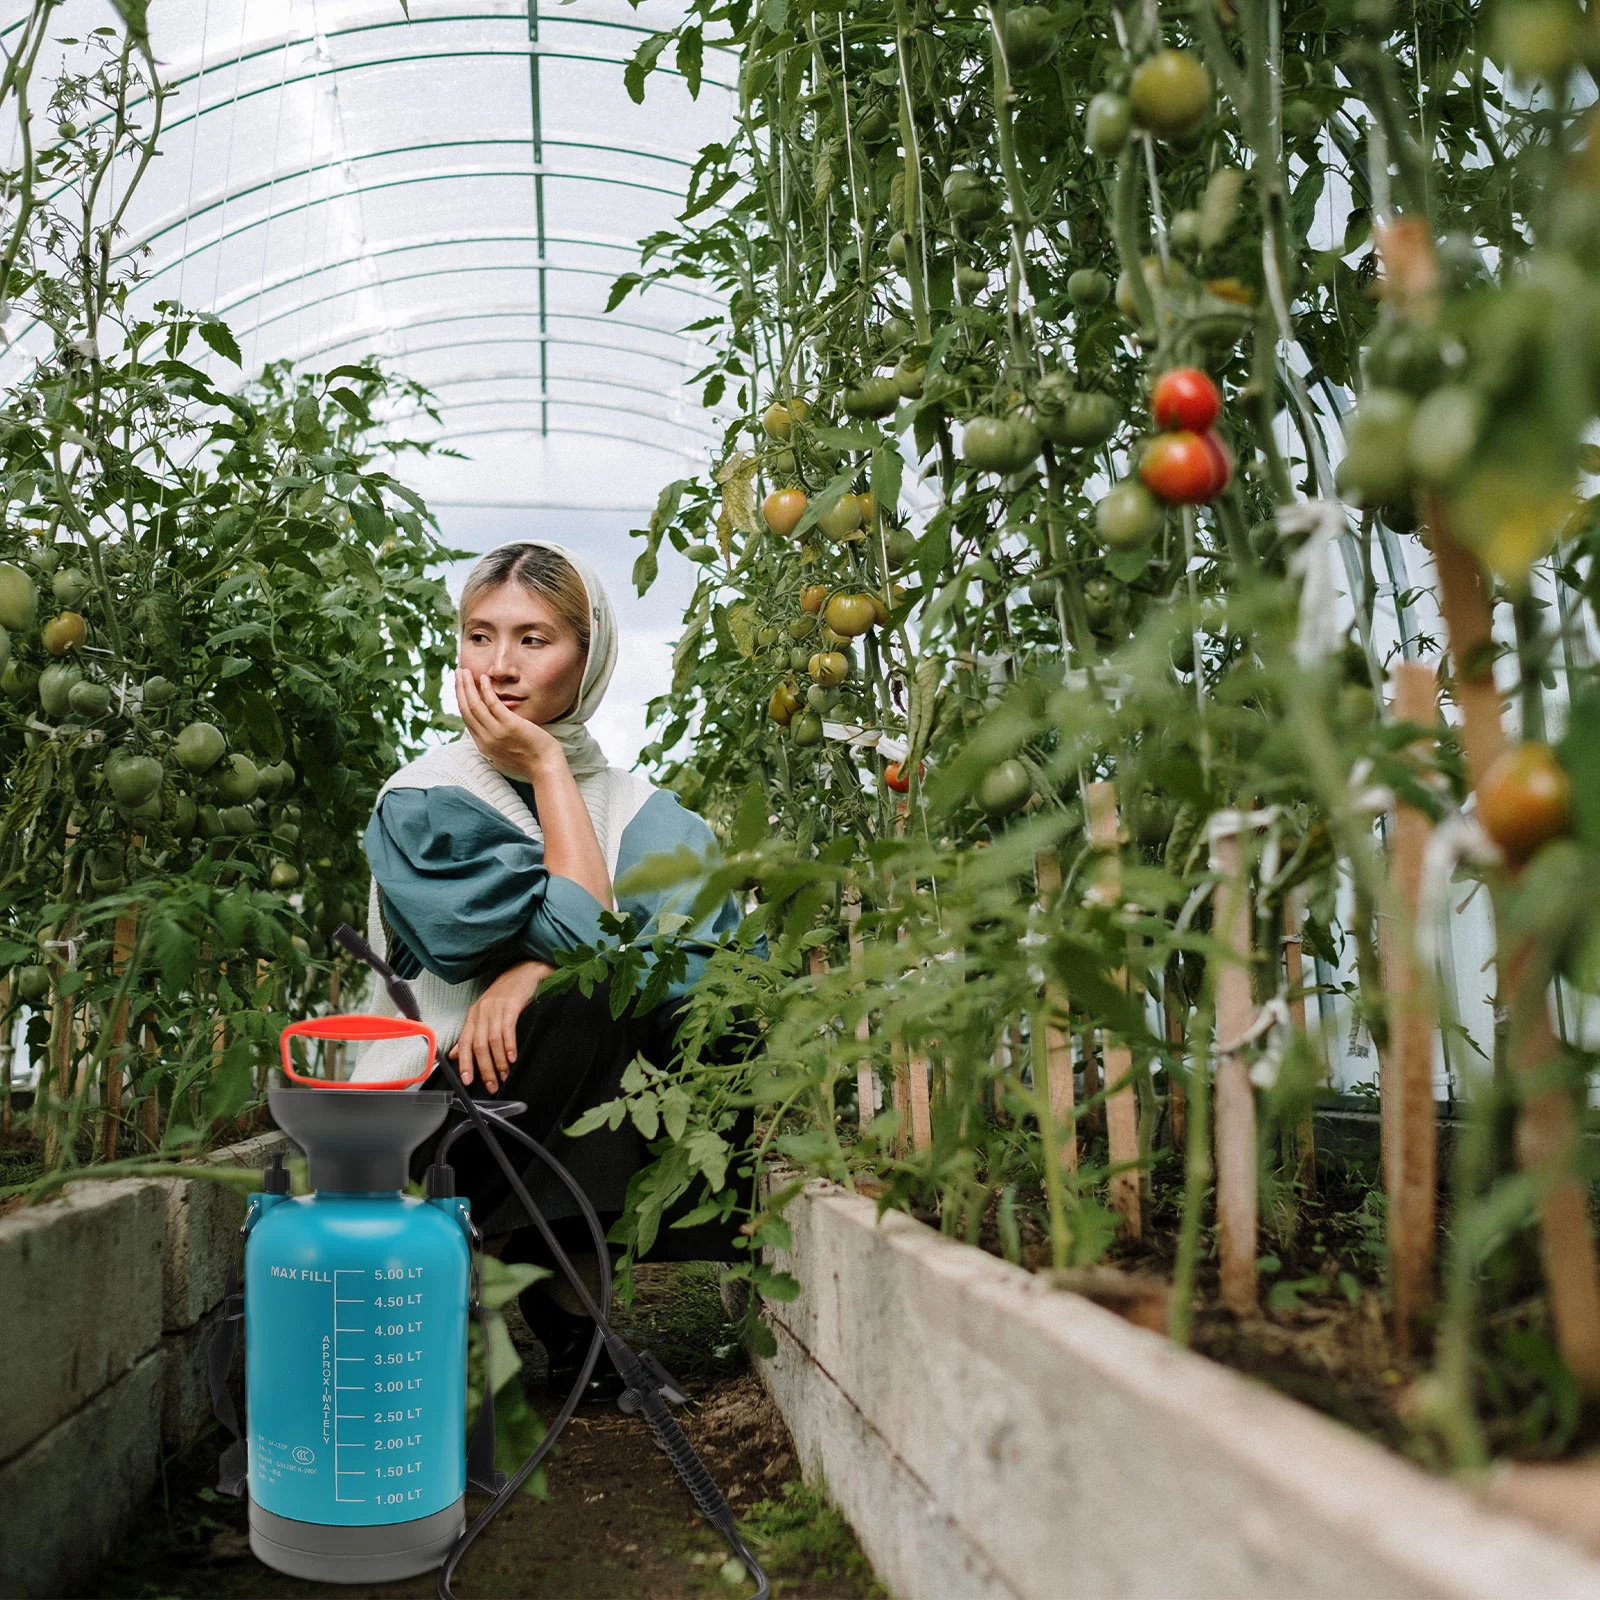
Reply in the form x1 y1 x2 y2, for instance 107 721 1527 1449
249 1497 465 1583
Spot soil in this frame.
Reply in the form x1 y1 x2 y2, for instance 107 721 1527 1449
85 1263 888 1600
900 1126 1431 1460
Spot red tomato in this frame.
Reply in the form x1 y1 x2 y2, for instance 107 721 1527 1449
1199 429 1233 497
884 759 924 793
1151 367 1221 432
1139 431 1225 504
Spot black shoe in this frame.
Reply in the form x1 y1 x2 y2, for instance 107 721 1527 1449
517 1285 627 1404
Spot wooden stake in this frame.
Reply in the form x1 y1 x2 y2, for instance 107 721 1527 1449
103 902 139 1163
907 1043 932 1150
139 1016 160 1148
1087 782 1141 1239
1380 662 1440 1350
1210 825 1258 1317
1032 849 1078 1172
846 893 874 1133
1432 516 1600 1393
1283 899 1315 1194
1162 970 1187 1150
0 976 11 1137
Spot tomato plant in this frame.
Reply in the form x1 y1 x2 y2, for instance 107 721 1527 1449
601 0 1600 1446
0 39 460 1172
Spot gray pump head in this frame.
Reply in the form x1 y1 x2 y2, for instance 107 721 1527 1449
268 1087 450 1192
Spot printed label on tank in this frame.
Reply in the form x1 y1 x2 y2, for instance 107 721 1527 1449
246 1199 467 1529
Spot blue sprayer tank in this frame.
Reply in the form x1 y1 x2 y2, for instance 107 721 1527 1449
242 1015 474 1583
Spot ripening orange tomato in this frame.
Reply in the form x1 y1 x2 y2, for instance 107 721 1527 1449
763 488 809 537
1478 742 1572 862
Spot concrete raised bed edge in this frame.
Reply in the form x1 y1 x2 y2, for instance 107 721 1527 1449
754 1175 1600 1600
0 1129 290 1598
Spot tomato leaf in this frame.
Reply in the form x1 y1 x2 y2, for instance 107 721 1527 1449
605 272 643 313
196 318 241 366
624 30 672 104
677 25 703 98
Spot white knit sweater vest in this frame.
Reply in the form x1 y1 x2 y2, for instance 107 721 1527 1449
349 738 653 1084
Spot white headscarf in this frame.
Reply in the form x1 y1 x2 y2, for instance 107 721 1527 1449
512 539 618 782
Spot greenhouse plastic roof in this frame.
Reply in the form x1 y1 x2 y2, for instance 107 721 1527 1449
0 0 739 512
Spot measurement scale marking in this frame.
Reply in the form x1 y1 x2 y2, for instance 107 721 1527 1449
333 1269 367 1503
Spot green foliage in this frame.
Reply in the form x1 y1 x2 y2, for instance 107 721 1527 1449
585 0 1600 1469
0 37 464 1169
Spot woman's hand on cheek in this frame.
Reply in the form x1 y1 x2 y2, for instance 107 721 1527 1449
456 669 565 780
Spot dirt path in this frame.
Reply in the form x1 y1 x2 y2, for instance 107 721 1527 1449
88 1265 887 1600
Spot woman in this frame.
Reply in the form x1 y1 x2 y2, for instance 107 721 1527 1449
352 540 751 1400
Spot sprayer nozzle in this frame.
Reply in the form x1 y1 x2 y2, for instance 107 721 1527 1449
332 922 388 974
332 923 424 1023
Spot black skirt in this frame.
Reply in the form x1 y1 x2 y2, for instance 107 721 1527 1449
408 977 755 1272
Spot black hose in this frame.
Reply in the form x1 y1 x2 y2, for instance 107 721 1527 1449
330 926 770 1600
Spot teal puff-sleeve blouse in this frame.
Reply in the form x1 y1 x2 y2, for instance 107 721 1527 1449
362 779 744 1001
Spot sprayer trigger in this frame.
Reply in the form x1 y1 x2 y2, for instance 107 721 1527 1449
616 1350 688 1413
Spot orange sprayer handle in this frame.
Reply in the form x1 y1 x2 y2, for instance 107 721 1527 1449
279 1014 437 1090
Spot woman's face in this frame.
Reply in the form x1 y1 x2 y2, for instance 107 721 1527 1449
458 582 587 725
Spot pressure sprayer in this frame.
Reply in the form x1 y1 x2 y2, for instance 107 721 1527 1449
207 924 770 1599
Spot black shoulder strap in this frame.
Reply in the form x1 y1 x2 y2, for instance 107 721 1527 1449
209 1263 248 1497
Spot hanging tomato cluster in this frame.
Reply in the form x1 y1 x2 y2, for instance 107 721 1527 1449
1138 368 1232 507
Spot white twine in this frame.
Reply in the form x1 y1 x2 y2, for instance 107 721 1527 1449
1346 756 1397 815
1282 499 1348 668
1416 811 1501 970
1206 807 1279 851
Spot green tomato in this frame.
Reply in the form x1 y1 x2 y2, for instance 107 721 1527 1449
219 804 257 838
1067 268 1111 307
1339 388 1418 506
2 660 38 699
197 803 224 840
51 567 92 608
894 354 926 399
174 721 226 774
15 963 51 1003
1129 49 1212 139
1083 577 1119 628
843 376 902 419
1096 480 1165 551
1409 385 1485 486
956 264 991 298
1495 0 1581 79
38 662 83 718
141 675 177 708
270 861 301 891
1039 391 1119 450
790 711 825 747
1085 92 1132 156
1001 6 1059 71
214 753 260 804
978 759 1032 817
107 752 164 808
169 793 198 839
67 679 111 718
88 846 125 892
0 563 38 632
962 415 1041 474
943 167 999 222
